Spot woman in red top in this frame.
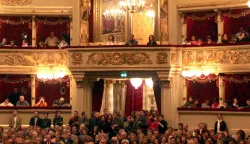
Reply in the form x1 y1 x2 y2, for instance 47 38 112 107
147 114 158 131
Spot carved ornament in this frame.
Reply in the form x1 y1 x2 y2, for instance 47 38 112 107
0 52 67 66
161 80 172 88
156 52 168 64
71 53 83 65
0 0 32 6
86 52 152 65
171 52 176 65
182 48 250 66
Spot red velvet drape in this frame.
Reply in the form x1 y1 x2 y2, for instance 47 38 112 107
36 17 70 44
35 77 70 106
0 16 32 46
92 79 104 112
187 80 219 104
187 17 218 41
225 82 250 105
153 80 161 114
125 80 143 116
0 75 31 104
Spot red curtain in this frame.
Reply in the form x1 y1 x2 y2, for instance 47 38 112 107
0 75 31 104
187 17 218 41
35 77 70 106
0 16 32 46
187 80 219 104
92 79 104 112
125 80 143 116
36 17 70 44
153 80 161 114
222 9 250 37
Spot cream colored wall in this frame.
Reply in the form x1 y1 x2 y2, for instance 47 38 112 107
132 12 154 45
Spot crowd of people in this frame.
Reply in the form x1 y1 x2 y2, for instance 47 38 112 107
0 32 69 48
0 88 70 107
1 108 250 144
185 27 250 46
183 96 250 109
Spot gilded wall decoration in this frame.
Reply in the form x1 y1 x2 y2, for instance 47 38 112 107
80 0 91 45
0 0 32 6
71 53 83 65
156 52 168 64
160 0 168 44
182 48 250 66
86 52 152 65
0 52 67 66
171 52 176 65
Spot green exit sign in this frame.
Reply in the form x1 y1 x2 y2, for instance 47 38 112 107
120 71 127 77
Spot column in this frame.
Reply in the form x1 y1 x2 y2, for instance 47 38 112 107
120 81 127 112
183 78 187 105
161 80 172 125
31 16 37 47
217 11 224 43
181 13 187 44
69 16 73 45
80 0 91 46
219 76 225 107
31 75 36 106
72 0 81 46
160 0 168 44
104 80 114 114
71 73 92 117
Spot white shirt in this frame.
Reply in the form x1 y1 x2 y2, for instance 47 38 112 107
45 36 60 47
14 117 17 128
0 102 13 106
58 42 69 48
217 120 222 132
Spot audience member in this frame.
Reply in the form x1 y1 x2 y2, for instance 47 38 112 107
211 98 219 108
44 32 60 47
201 100 210 108
52 97 70 107
34 97 48 107
0 38 7 46
125 34 138 46
235 26 249 39
53 111 63 127
147 35 157 46
206 36 215 45
221 33 229 43
37 41 45 47
29 111 43 127
0 98 14 106
9 40 17 47
42 112 51 128
106 34 115 45
79 111 90 127
16 95 30 106
9 110 22 131
21 40 29 47
190 36 198 45
9 88 22 106
183 96 195 108
214 114 227 134
69 111 80 127
230 35 237 43
58 38 69 48
232 98 239 108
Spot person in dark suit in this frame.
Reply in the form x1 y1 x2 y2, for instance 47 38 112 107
214 114 227 134
42 112 51 128
158 115 168 134
29 111 43 127
8 88 22 106
147 35 157 46
53 111 63 127
125 34 138 46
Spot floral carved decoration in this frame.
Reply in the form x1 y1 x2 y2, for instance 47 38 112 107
156 52 168 64
0 0 33 6
71 53 83 65
182 48 250 66
86 52 152 65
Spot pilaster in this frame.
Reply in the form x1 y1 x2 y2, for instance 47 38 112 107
31 75 36 106
219 76 225 106
72 0 81 46
180 13 187 43
217 11 224 43
31 16 37 47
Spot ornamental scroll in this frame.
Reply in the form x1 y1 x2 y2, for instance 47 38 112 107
160 0 168 44
0 0 32 6
80 0 91 46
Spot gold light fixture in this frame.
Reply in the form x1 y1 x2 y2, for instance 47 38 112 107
37 66 65 81
247 0 250 7
119 0 146 13
103 9 125 20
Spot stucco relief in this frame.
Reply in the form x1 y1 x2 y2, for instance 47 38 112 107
0 0 32 6
182 48 250 66
0 52 67 66
156 52 168 64
86 52 152 65
71 53 83 65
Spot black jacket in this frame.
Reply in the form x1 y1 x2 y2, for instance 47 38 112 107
42 118 51 128
29 117 43 127
214 120 227 134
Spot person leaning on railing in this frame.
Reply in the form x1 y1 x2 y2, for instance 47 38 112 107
34 97 48 107
52 97 71 107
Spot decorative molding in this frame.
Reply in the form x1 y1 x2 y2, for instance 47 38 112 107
171 52 176 65
182 47 250 66
0 0 32 6
0 51 67 66
161 80 172 88
156 52 168 64
71 53 83 65
76 81 84 88
86 52 152 65
0 7 72 15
